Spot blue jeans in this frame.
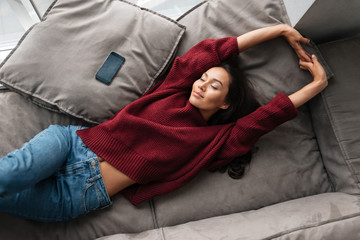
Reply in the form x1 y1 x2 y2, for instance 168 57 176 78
0 125 111 222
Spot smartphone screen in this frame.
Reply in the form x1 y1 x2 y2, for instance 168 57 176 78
96 52 125 85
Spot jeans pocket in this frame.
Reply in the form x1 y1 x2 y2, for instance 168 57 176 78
82 182 97 213
82 177 110 214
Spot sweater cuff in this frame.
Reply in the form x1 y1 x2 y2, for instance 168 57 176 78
271 92 299 120
232 36 240 56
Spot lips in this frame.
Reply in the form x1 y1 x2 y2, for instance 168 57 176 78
193 91 204 98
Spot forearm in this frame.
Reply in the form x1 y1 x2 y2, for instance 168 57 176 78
214 93 298 163
288 80 328 108
237 24 288 52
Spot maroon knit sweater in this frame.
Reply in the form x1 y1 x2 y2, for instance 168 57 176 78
77 37 298 206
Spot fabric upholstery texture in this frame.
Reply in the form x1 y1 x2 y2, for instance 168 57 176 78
96 193 360 240
0 194 155 239
0 91 86 157
310 36 360 194
0 0 185 124
151 0 332 227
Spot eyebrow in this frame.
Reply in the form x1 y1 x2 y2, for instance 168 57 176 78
203 72 223 86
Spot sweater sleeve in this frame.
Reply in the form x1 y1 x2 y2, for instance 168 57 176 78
206 93 298 170
156 37 239 91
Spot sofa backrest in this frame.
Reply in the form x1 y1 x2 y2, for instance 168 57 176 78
310 36 360 194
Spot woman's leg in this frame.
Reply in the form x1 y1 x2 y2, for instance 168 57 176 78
0 154 111 221
0 125 72 198
0 125 111 221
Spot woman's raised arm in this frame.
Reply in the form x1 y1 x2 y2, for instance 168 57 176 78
237 24 327 107
237 24 311 62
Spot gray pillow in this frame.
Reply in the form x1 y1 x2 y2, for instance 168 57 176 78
0 0 185 124
0 91 87 157
152 0 333 227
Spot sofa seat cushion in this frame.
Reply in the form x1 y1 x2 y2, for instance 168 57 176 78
0 0 185 124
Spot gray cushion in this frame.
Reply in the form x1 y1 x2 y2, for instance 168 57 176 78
0 0 185 124
152 0 333 227
311 36 360 193
0 91 86 157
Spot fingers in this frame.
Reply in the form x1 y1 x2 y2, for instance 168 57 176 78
299 55 320 71
295 45 312 62
298 50 312 62
299 60 311 71
299 37 311 62
304 55 327 84
286 27 312 62
299 55 316 70
299 65 307 70
311 54 319 63
292 40 312 62
300 37 310 44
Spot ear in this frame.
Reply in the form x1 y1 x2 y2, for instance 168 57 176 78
220 101 230 110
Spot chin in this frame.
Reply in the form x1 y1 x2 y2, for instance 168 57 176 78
189 96 200 108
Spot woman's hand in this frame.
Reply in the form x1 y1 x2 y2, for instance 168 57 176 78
300 55 327 84
288 55 328 108
282 24 312 62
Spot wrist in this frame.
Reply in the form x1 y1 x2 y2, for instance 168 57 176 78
305 80 327 97
313 77 328 90
279 24 292 36
289 82 322 108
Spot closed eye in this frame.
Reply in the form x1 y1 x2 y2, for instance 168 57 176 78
202 72 223 89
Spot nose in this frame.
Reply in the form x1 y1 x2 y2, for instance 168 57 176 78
198 82 206 91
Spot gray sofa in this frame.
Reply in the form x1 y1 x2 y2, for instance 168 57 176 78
0 0 359 239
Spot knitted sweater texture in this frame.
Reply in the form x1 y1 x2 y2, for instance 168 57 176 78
76 37 298 205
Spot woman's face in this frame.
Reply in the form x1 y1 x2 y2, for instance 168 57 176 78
189 67 231 121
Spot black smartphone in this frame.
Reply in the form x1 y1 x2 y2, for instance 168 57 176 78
96 52 125 85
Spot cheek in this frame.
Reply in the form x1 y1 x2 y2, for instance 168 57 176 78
192 82 198 90
192 80 201 89
206 91 228 106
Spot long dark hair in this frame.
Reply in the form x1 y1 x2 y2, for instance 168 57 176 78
209 58 260 179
